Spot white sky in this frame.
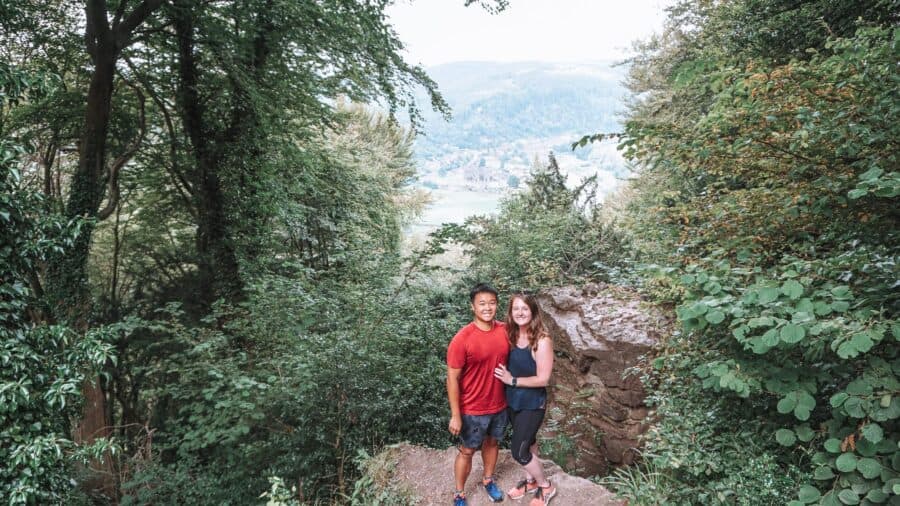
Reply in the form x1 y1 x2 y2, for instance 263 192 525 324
387 0 673 66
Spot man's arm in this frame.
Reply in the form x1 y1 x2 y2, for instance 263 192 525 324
447 366 463 435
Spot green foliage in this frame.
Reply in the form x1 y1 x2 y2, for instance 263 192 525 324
621 1 900 498
447 153 631 292
617 1 899 503
270 105 424 277
347 447 417 506
637 346 809 505
259 477 302 506
1 66 113 505
118 278 464 504
599 455 682 506
538 428 579 473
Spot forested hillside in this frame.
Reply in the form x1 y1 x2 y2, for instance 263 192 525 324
415 61 625 151
408 61 629 232
2 0 898 505
595 1 899 504
0 1 491 503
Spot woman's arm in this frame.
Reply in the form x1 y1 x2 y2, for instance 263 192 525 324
493 337 554 387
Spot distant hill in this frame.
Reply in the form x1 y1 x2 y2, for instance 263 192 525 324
410 61 631 227
418 61 627 152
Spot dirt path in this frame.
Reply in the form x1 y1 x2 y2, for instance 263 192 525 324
389 443 625 506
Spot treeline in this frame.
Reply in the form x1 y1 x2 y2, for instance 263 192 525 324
4 0 898 504
596 1 899 504
415 77 626 157
0 1 506 504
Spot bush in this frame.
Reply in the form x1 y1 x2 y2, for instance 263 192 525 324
118 278 465 504
618 18 900 504
1 136 113 504
450 153 631 292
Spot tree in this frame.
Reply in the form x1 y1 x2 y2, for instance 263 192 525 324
2 1 511 501
448 153 627 291
604 1 900 502
0 65 113 505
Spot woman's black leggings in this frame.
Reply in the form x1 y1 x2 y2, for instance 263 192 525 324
508 408 546 465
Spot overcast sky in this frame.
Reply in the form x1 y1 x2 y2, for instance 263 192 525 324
387 0 673 67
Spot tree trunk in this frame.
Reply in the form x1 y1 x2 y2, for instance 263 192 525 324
51 28 118 500
173 0 244 308
44 0 163 499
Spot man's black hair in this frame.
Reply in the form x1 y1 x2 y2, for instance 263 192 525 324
469 283 499 302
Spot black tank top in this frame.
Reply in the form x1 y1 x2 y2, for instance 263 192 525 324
506 344 547 410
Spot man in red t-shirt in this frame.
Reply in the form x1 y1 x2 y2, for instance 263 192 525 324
447 283 510 505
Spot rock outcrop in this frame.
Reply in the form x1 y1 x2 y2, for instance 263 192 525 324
381 443 624 505
537 283 669 475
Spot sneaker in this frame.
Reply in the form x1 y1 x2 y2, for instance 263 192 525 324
507 478 538 500
453 492 467 506
482 477 504 502
528 482 556 506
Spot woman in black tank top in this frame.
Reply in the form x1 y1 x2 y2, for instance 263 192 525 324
493 293 557 505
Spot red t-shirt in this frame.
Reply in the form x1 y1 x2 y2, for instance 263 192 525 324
447 321 509 415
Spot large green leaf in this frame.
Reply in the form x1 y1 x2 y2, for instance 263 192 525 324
864 488 888 503
835 453 858 472
797 485 821 503
855 439 877 457
821 491 841 506
842 397 866 418
705 310 725 324
778 392 798 414
814 466 835 480
832 300 850 312
795 424 815 442
780 324 806 344
860 423 883 443
781 279 804 299
849 331 875 354
846 379 873 396
794 391 816 420
703 280 722 294
830 286 852 299
814 301 833 316
830 392 849 407
837 340 859 358
776 428 797 446
748 315 775 328
856 458 881 479
762 328 779 346
837 488 859 505
758 286 781 304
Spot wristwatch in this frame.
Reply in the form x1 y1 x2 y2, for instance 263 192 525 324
511 377 517 387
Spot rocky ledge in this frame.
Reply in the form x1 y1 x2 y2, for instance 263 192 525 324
377 443 624 505
538 283 670 475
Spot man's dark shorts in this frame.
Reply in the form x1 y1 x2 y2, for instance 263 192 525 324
459 410 508 449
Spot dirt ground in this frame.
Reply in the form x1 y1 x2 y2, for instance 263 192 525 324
389 443 625 506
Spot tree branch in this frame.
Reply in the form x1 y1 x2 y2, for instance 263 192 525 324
115 0 165 50
124 56 196 203
97 79 146 220
112 0 128 31
84 0 112 61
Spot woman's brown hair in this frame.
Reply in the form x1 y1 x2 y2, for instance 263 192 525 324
505 293 551 351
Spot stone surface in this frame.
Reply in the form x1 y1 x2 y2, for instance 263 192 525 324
537 283 669 474
387 443 625 505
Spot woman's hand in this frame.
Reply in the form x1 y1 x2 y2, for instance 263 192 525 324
493 363 512 385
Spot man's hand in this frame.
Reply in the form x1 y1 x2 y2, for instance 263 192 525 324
448 415 462 435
